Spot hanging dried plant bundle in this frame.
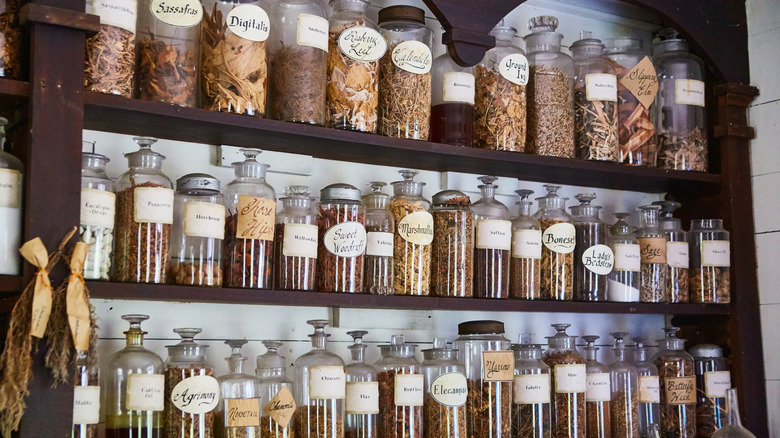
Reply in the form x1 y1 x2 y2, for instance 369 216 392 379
85 24 135 97
0 0 25 79
268 44 326 124
378 42 431 140
474 65 526 152
137 39 198 106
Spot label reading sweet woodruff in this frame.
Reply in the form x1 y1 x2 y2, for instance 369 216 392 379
431 372 468 407
664 376 696 405
613 243 641 271
392 41 432 74
338 26 387 62
398 211 434 245
512 229 542 259
94 0 137 33
236 196 275 241
366 231 393 257
150 0 203 27
483 351 514 382
638 237 667 264
586 373 611 402
638 375 660 403
282 223 318 258
72 386 100 425
585 73 618 102
183 201 226 240
227 398 261 428
171 375 220 414
701 240 730 267
394 374 424 407
126 373 165 411
346 381 379 414
309 366 346 399
80 188 116 229
554 364 586 393
513 373 550 404
323 221 367 257
704 371 731 398
542 223 576 254
498 54 529 86
675 79 705 107
443 72 475 104
582 244 614 275
667 241 689 269
134 187 174 224
0 168 21 208
476 219 512 250
227 4 270 42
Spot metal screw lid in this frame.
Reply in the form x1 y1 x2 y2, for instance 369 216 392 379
176 173 221 192
378 5 425 25
458 320 505 335
320 183 362 202
689 343 724 358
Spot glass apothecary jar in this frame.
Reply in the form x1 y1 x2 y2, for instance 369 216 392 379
632 337 660 438
114 137 174 284
690 344 731 438
170 173 225 287
654 200 689 303
215 340 262 438
390 170 433 295
582 335 611 438
345 331 378 438
135 0 201 106
570 193 612 301
377 5 433 140
542 323 586 438
608 212 640 302
652 328 696 438
472 176 511 299
80 151 116 280
256 341 295 437
511 189 542 300
431 189 474 297
0 0 24 79
689 219 730 303
609 332 640 438
363 182 394 295
72 349 100 438
431 52 475 147
475 23 528 152
524 16 575 158
105 315 165 438
317 183 367 293
0 117 21 275
421 337 467 438
85 0 137 97
603 36 658 166
512 335 551 438
375 334 423 437
275 185 318 291
454 320 513 438
533 185 575 300
636 205 668 303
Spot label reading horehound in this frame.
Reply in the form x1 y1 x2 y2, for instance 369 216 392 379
483 351 515 382
94 0 137 33
150 0 203 27
338 26 387 62
309 366 346 399
80 188 116 229
666 241 689 269
476 219 512 250
554 364 586 393
227 4 270 42
638 237 667 264
513 373 551 404
346 381 379 414
704 371 731 398
675 79 705 107
227 398 261 428
542 223 576 254
430 372 468 407
183 201 226 240
498 54 529 86
585 73 618 102
701 240 730 267
619 56 658 110
366 231 393 257
324 221 367 257
126 373 165 411
73 386 100 425
443 72 475 104
133 187 174 224
638 375 660 403
171 375 220 414
582 244 614 275
392 41 432 74
397 211 434 245
512 229 542 259
613 243 641 271
282 223 318 258
394 374 424 407
297 13 328 52
586 373 612 402
236 196 276 241
664 376 696 405
263 385 296 429
0 168 21 208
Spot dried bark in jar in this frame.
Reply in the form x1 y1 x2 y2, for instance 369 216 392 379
474 65 526 152
165 367 216 438
574 87 618 161
424 394 466 438
169 260 222 286
269 44 326 124
586 400 611 438
656 357 695 438
0 0 25 79
690 267 730 304
639 263 667 303
511 402 550 438
378 42 431 140
539 218 573 301
85 24 135 97
223 213 273 289
527 65 574 158
293 403 344 437
511 258 541 299
260 415 295 438
317 206 365 293
137 38 198 106
668 266 689 303
543 351 586 438
695 384 726 438
390 199 431 295
658 127 707 172
378 369 423 437
466 379 511 438
432 196 474 298
610 390 639 437
274 224 317 291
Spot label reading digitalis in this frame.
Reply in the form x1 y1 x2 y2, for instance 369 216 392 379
366 231 393 257
430 373 468 407
126 373 165 411
512 229 542 259
397 211 434 245
542 223 576 254
80 188 116 229
392 41 432 74
282 223 318 258
513 373 550 404
323 222 367 257
394 374 424 406
183 201 226 240
227 4 270 42
296 13 328 52
443 72 475 104
346 381 379 414
476 220 512 250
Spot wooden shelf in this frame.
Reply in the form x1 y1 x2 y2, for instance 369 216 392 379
0 275 23 294
0 77 29 115
83 92 722 195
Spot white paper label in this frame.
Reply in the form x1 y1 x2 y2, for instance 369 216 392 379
282 223 318 258
430 372 468 407
512 229 542 259
183 201 226 240
397 211 434 245
701 240 730 267
498 53 529 86
476 220 512 250
150 0 203 27
585 73 618 102
0 168 21 208
542 223 576 254
613 243 641 272
704 371 731 398
366 231 393 257
309 366 346 399
394 374 424 407
345 381 379 414
513 373 551 404
338 26 387 62
94 0 137 33
227 4 270 42
126 373 165 411
443 72 475 104
134 187 174 224
171 375 220 414
638 375 660 403
582 244 614 275
80 188 116 229
73 386 101 425
297 13 328 52
392 41 432 74
586 373 612 402
323 221 366 257
667 241 689 269
554 364 586 393
675 79 705 107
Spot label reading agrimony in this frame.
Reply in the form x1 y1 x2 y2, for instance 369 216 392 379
430 372 468 407
94 0 137 33
282 223 318 258
613 243 641 272
0 168 21 208
483 351 514 382
80 188 116 229
443 72 475 104
263 385 296 429
513 373 550 404
704 371 731 398
394 374 424 407
675 79 705 107
171 375 220 414
619 55 658 110
512 229 542 259
554 364 586 394
338 26 387 62
498 53 529 86
476 220 512 250
183 201 226 240
585 73 618 102
667 241 689 269
702 240 730 267
398 211 434 245
126 373 165 411
134 187 174 224
150 0 203 27
638 237 666 264
638 375 660 403
586 373 611 402
237 196 276 241
309 366 346 399
72 386 100 425
392 41 432 74
297 13 329 52
227 398 261 428
542 223 576 254
324 221 367 257
366 231 393 257
227 4 270 42
664 376 696 405
346 381 379 414
582 244 614 275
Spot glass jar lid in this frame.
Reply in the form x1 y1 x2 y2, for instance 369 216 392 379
166 328 209 362
378 334 417 358
637 204 662 228
524 15 563 53
320 183 362 202
458 320 505 335
225 339 248 370
231 148 269 179
125 137 165 169
536 184 568 211
571 31 605 58
610 212 634 236
689 344 724 358
176 173 221 192
546 323 576 349
569 193 601 219
515 189 534 209
690 218 724 230
603 36 645 55
432 189 471 206
653 28 688 56
362 182 390 209
82 152 110 170
257 340 287 370
281 185 313 209
377 5 425 25
490 22 517 43
422 337 458 361
391 169 425 196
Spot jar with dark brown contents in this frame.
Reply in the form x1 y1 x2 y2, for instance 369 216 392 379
542 323 586 438
655 201 689 303
608 333 639 438
533 185 575 300
689 219 730 304
511 190 542 299
651 328 696 438
72 350 100 438
431 190 474 297
275 186 318 291
375 335 423 437
85 0 137 97
363 182 394 295
690 344 730 438
422 338 467 438
390 170 433 295
512 336 551 438
472 176 511 299
317 184 367 292
570 194 612 301
345 331 378 438
582 336 611 438
636 205 668 303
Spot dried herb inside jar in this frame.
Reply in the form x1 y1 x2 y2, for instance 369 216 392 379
668 266 689 303
165 367 216 438
293 404 344 437
466 379 511 438
169 260 222 286
390 198 431 295
586 400 611 438
137 39 198 106
474 65 526 152
223 213 273 289
574 87 618 161
424 394 466 438
378 369 423 437
316 206 365 293
432 195 474 297
511 402 550 438
268 44 326 124
260 415 295 438
378 42 431 140
0 0 25 79
658 127 707 172
274 224 317 291
656 357 696 437
610 390 639 437
511 257 541 299
690 267 730 304
527 64 574 158
639 263 667 303
85 24 135 97
539 218 573 301
543 351 586 438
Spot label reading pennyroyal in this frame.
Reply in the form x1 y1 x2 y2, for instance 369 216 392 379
512 229 542 259
134 187 174 224
126 373 165 411
582 244 614 275
150 0 203 27
498 54 529 86
613 243 641 271
701 240 730 267
542 223 576 254
554 364 586 393
227 398 261 428
392 41 432 74
227 4 270 42
476 220 512 250
236 196 275 241
309 366 346 399
483 351 514 382
585 73 618 102
667 241 689 269
346 381 379 414
297 13 328 52
430 372 468 407
338 26 387 62
398 211 434 245
366 231 394 257
73 386 101 425
513 373 550 404
0 168 21 208
171 375 220 414
94 0 137 33
183 201 226 240
586 373 611 402
80 188 116 229
323 221 367 257
443 72 475 104
394 374 424 406
675 79 705 107
282 223 318 258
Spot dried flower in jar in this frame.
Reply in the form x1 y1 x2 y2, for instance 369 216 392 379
466 379 511 437
293 404 344 437
390 198 432 295
137 39 198 106
690 267 730 304
378 369 423 437
165 367 216 438
223 213 273 289
474 65 526 152
539 218 574 300
432 195 474 297
317 206 365 293
527 65 574 158
543 351 586 438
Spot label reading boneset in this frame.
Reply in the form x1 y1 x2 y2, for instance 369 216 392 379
126 373 165 411
236 196 275 241
586 373 612 402
94 0 137 33
73 386 100 425
227 4 270 42
430 372 468 407
513 373 550 404
227 398 261 428
171 375 220 414
282 223 318 258
80 188 116 229
542 223 576 254
476 220 512 250
483 351 514 382
512 229 542 259
392 41 432 74
150 0 203 27
701 240 730 267
394 374 424 406
443 72 475 104
309 366 346 399
667 241 689 269
0 168 21 208
324 222 367 257
397 211 434 245
183 201 226 240
704 371 731 398
346 381 379 414
664 376 696 405
638 375 660 403
585 73 618 102
498 54 529 86
134 187 174 224
613 243 641 271
366 231 393 257
338 26 387 62
554 364 586 393
582 244 614 275
297 13 328 52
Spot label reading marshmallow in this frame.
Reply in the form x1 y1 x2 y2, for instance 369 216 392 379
430 373 468 407
667 241 689 269
613 243 641 272
227 4 270 42
134 187 174 224
394 374 424 407
282 223 318 258
171 375 220 414
704 371 731 398
346 381 379 414
297 13 328 52
675 79 705 107
366 231 393 257
338 26 387 62
512 229 542 259
586 373 612 402
309 366 346 399
476 220 512 250
150 0 203 27
554 364 586 393
443 72 475 104
513 373 550 404
183 201 226 240
585 73 618 102
80 188 116 229
542 223 576 254
582 244 614 275
701 240 730 267
397 211 434 245
392 41 432 74
324 222 367 257
94 0 137 33
0 168 21 208
73 386 100 425
126 373 165 411
498 54 529 86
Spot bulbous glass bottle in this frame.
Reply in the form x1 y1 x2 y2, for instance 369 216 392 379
608 213 640 302
215 340 262 438
80 150 115 280
275 185 319 290
632 337 660 438
375 334 423 437
542 323 586 438
472 175 512 299
256 341 295 437
421 337 467 438
636 205 668 302
653 201 689 303
431 52 475 147
582 335 611 438
363 182 394 295
533 185 575 300
511 189 542 299
345 330 378 438
512 335 551 438
0 117 22 275
609 332 639 438
390 170 433 295
710 389 756 438
570 193 612 301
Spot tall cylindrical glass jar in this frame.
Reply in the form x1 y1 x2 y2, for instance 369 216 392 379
0 116 22 275
542 323 586 438
363 182 394 295
375 334 423 438
80 151 116 280
608 332 639 438
689 219 730 303
345 331 378 438
533 185 575 300
84 0 137 97
636 205 668 302
652 328 696 438
511 189 542 300
632 337 660 438
607 213 640 302
430 52 475 147
472 176 512 299
569 193 612 301
582 335 611 438
690 344 731 438
377 5 433 140
317 183 367 293
275 185 318 291
214 340 262 438
512 337 551 438
421 338 467 438
390 170 433 295
170 173 225 287
256 341 295 437
72 349 100 438
431 190 474 298
654 200 689 303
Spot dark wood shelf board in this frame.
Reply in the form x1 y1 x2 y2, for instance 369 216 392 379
0 275 23 294
0 78 29 115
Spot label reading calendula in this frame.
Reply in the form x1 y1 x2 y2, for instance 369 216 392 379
582 244 614 275
282 223 318 258
513 373 550 404
94 0 137 33
0 168 21 208
704 371 731 398
73 386 100 425
236 196 275 241
638 375 660 403
227 4 270 42
664 376 696 405
346 381 379 414
675 79 705 107
542 223 576 254
443 72 475 104
297 13 328 52
554 364 586 393
430 373 468 407
323 222 367 257
227 398 261 428
613 243 641 271
392 41 432 74
309 366 346 399
338 26 387 62
476 220 512 250
498 54 529 86
366 231 393 257
586 373 612 402
667 241 689 269
183 201 226 240
394 374 424 406
171 375 220 414
638 237 667 264
134 187 174 224
126 373 165 411
512 229 542 259
483 351 514 382
80 188 116 229
398 211 434 245
701 240 730 267
585 73 618 102
150 0 203 27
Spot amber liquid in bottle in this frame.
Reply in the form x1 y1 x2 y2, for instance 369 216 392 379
430 103 474 147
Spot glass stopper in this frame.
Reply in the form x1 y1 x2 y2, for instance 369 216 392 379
398 169 418 181
285 185 311 197
575 193 597 205
367 181 386 193
132 136 158 149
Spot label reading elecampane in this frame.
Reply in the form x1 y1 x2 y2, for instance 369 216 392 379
704 371 731 398
309 366 346 399
513 373 550 404
282 223 318 258
701 240 730 267
586 373 611 402
430 373 468 407
126 373 165 411
366 231 393 257
346 381 379 414
512 229 542 259
134 187 174 224
554 364 586 393
442 72 475 104
613 243 641 271
476 220 512 250
80 188 116 228
297 13 328 52
666 241 689 269
183 201 226 239
394 374 424 406
638 375 660 403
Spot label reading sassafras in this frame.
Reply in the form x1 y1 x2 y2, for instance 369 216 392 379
366 231 393 257
227 4 270 42
512 229 542 259
476 220 512 250
80 188 116 229
638 237 667 264
171 375 220 414
585 73 618 102
430 373 468 407
397 211 434 245
0 168 21 208
150 0 203 27
236 195 276 241
282 223 318 258
613 243 641 272
324 222 367 257
227 398 261 428
675 79 705 107
513 373 550 404
554 364 586 393
701 240 730 267
134 187 174 224
498 54 529 86
126 373 165 411
392 41 432 74
94 0 137 33
582 244 614 275
482 351 514 382
394 374 424 406
72 386 100 425
183 201 226 239
346 381 379 414
443 72 475 104
338 26 387 62
297 13 328 52
664 376 696 405
542 223 576 254
309 366 346 399
638 375 660 403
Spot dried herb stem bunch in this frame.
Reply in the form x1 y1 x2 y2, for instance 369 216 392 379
85 0 137 97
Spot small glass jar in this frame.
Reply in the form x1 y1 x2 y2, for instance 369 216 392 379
375 334 423 437
72 349 100 438
421 338 467 438
114 137 174 284
431 52 475 147
533 185 575 301
608 213 640 302
0 0 24 79
215 340 262 438
652 328 696 438
80 151 115 280
256 341 295 437
135 0 201 106
345 331 378 438
317 183 367 293
542 323 586 438
571 32 619 162
690 344 731 437
431 190 474 298
475 23 528 152
632 337 660 438
377 5 433 140
654 201 689 303
524 16 575 158
275 185 318 291
85 0 137 97
609 332 640 438
390 170 433 295
512 335 551 438
472 176 512 299
363 182 394 295
636 205 668 302
582 335 611 438
570 193 612 301
170 173 225 287
454 320 513 438
511 189 542 300
0 116 21 275
689 219 730 303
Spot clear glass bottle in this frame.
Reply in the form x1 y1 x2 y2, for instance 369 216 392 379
223 148 276 289
571 32 619 162
454 320 513 438
542 323 586 438
524 16 575 158
570 193 612 301
632 337 660 438
390 170 433 295
636 205 668 302
80 151 115 280
105 315 165 438
653 201 689 303
582 335 611 438
215 340 262 438
375 334 423 437
136 0 201 106
72 349 100 438
275 185 318 290
652 328 695 438
475 23 528 152
114 137 174 284
689 219 730 303
421 337 467 438
0 117 21 275
609 332 639 438
431 52 475 147
690 344 731 438
710 389 756 438
164 328 219 438
608 213 640 302
431 189 474 297
317 183 367 293
363 182 394 295
603 37 658 166
327 0 385 132
345 330 378 438
377 5 433 140
472 175 512 299
256 341 295 437
84 0 136 97
293 320 346 437
512 335 551 438
511 189 542 300
533 184 575 300
170 173 225 286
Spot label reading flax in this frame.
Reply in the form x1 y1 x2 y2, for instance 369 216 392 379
0 168 21 208
282 223 318 258
149 0 203 27
704 371 731 398
227 398 261 427
513 373 550 404
498 53 529 86
324 221 367 257
582 244 614 275
297 13 328 52
309 366 346 399
675 79 705 107
227 4 270 42
482 351 514 382
346 381 379 414
171 375 220 414
126 373 165 411
72 386 100 425
263 385 296 429
638 237 667 264
638 375 660 403
613 243 641 271
237 195 275 240
619 56 658 110
338 26 387 62
585 73 618 102
443 72 475 104
183 201 226 239
476 219 512 250
134 187 174 224
80 188 116 229
392 41 432 74
431 372 468 407
542 223 576 254
554 364 586 393
664 376 696 405
94 0 137 33
586 373 612 402
512 229 542 259
397 211 434 245
667 241 689 269
394 374 424 406
701 240 730 267
366 231 393 257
